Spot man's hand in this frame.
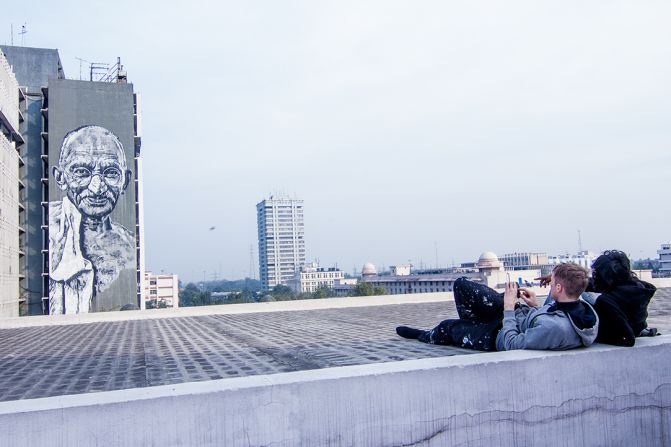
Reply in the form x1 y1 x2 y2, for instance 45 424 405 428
535 275 551 287
503 282 519 310
519 288 539 308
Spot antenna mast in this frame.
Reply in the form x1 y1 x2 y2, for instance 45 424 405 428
19 23 27 46
249 244 256 279
577 230 583 253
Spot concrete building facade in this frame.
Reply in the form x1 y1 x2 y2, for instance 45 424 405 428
500 252 549 270
361 252 542 295
144 271 179 309
257 196 305 290
0 46 144 315
0 46 64 316
548 250 595 270
288 263 344 293
0 50 24 316
658 244 671 276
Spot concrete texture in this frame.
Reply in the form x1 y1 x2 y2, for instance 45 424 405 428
0 336 669 446
0 288 669 404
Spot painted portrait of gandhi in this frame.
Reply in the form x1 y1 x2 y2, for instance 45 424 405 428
49 125 136 314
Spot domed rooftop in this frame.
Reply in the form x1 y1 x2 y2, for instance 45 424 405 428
477 251 502 269
361 262 377 276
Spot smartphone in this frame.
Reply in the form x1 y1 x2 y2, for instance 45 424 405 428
507 273 521 298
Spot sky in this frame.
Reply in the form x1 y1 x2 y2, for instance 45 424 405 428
5 1 671 282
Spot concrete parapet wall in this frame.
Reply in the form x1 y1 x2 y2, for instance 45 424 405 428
1 336 669 446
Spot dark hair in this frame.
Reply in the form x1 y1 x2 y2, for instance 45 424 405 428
552 263 589 297
591 250 635 290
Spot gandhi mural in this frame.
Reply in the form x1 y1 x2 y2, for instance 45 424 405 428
49 125 135 314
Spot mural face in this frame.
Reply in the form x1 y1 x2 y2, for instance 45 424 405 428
48 125 135 314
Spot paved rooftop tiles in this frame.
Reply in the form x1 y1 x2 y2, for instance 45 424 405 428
0 288 669 402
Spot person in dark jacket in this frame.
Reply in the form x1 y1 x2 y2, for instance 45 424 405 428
588 250 657 346
539 250 657 346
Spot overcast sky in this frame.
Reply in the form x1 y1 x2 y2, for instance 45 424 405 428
5 1 671 281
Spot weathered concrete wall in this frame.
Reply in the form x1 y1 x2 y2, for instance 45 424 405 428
0 336 668 446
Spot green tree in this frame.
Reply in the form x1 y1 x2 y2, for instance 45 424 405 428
349 282 386 297
179 283 213 307
312 286 335 299
271 284 295 299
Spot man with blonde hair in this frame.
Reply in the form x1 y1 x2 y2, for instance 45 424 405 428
396 263 599 351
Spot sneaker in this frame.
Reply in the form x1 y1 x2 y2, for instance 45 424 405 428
396 326 425 339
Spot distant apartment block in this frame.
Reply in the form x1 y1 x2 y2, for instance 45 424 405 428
548 250 595 270
257 196 305 290
144 272 179 308
0 50 24 316
288 262 344 293
659 244 671 275
500 252 549 270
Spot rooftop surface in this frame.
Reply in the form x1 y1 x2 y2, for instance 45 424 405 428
1 288 669 403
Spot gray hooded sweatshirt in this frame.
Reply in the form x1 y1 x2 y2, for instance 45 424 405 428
495 299 599 351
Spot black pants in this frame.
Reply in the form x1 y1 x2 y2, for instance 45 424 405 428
420 277 504 351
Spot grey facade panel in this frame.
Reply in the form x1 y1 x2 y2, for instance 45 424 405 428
47 79 138 313
21 97 46 314
0 46 63 94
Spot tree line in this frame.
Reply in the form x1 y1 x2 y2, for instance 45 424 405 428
178 281 385 307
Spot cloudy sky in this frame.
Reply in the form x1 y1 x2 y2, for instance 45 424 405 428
5 1 670 281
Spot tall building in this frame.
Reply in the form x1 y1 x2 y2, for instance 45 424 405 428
0 45 145 315
256 196 305 291
0 50 24 316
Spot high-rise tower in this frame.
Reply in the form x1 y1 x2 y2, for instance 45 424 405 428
256 196 305 291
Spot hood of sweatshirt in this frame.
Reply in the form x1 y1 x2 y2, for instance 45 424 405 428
599 280 656 335
547 299 599 346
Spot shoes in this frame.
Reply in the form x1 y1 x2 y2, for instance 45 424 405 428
396 326 425 339
639 327 659 337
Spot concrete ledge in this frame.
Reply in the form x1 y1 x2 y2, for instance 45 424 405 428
1 336 669 446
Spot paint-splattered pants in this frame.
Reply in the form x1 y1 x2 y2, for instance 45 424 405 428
419 277 504 351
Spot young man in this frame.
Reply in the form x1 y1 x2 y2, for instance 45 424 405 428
396 263 599 351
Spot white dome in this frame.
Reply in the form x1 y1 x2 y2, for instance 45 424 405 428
361 262 377 276
477 251 502 269
478 251 499 262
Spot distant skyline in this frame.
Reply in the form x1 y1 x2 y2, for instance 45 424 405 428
5 1 670 282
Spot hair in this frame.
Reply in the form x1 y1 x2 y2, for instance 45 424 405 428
552 263 589 297
59 125 127 169
591 250 635 291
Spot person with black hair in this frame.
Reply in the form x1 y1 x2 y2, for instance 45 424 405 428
539 250 657 346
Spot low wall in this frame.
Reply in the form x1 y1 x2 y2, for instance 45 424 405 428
1 336 669 446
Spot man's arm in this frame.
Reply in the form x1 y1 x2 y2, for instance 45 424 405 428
496 316 559 351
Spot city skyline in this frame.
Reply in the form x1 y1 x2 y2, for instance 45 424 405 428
4 2 670 282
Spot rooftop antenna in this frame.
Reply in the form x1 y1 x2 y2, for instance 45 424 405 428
577 230 583 253
249 244 255 279
75 57 90 80
10 24 13 46
19 23 27 46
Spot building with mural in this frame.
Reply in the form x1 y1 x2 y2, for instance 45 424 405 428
0 45 145 315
